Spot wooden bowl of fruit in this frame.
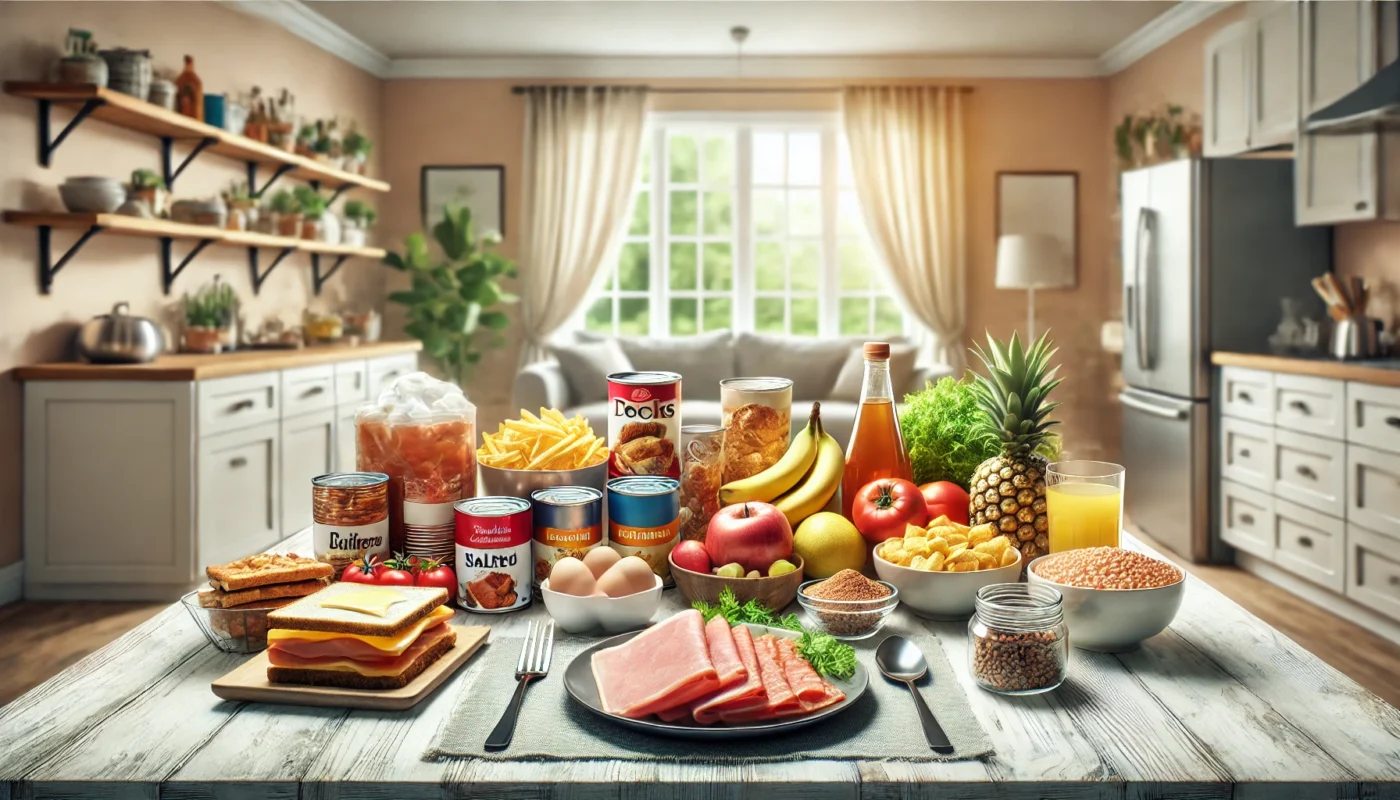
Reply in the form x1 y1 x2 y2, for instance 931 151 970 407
668 548 804 611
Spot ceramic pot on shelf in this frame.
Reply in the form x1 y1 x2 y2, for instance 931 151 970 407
181 326 223 354
60 177 125 213
276 213 303 238
148 79 176 110
99 48 150 99
57 55 107 87
300 218 320 241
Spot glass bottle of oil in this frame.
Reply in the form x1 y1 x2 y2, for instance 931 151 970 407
841 342 913 517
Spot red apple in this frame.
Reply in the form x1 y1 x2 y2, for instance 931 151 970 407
670 540 712 574
705 502 794 572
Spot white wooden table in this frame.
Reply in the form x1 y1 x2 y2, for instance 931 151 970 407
2 531 1399 799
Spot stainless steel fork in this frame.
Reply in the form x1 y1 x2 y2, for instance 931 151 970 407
484 619 554 751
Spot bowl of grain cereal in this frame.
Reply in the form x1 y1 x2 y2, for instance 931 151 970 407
796 570 899 640
1027 547 1185 653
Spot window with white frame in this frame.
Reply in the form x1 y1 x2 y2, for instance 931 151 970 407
582 113 907 338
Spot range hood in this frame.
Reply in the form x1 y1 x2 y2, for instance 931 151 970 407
1307 54 1400 135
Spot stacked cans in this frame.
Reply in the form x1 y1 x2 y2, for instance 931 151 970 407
404 502 455 565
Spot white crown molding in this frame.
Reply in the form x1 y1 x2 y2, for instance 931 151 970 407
388 56 1103 81
220 0 390 78
1098 1 1237 75
0 560 22 607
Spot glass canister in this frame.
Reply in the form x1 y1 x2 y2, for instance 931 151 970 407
719 377 793 484
679 424 726 541
968 583 1069 695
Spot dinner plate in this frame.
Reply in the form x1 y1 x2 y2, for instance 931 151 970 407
563 622 869 740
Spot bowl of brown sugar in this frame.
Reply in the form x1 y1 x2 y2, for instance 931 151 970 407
797 569 899 640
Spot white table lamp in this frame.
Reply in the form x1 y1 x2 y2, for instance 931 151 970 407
995 233 1073 340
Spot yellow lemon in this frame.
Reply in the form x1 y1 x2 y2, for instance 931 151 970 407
793 512 868 579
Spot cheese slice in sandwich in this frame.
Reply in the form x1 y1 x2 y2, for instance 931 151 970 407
265 583 456 690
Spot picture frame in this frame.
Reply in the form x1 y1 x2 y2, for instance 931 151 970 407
996 171 1078 287
420 165 506 236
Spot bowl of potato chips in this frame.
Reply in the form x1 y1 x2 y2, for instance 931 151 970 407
872 516 1024 620
478 408 610 499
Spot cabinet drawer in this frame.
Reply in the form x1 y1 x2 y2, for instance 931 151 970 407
1273 373 1345 439
281 409 336 536
1272 428 1347 519
368 353 419 398
1220 416 1274 491
281 366 336 418
1221 367 1274 423
1220 479 1275 560
198 422 280 567
1273 497 1345 593
1347 524 1400 621
198 373 279 436
1347 381 1400 455
1348 444 1400 537
335 360 370 406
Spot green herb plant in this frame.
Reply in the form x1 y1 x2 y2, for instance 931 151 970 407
343 129 372 160
130 169 164 190
343 200 376 228
183 276 238 329
384 203 518 383
900 376 1000 489
692 587 857 680
267 189 300 216
293 186 327 221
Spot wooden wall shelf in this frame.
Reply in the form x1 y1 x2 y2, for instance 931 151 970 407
4 212 386 296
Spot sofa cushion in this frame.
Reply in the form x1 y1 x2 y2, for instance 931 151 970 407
548 338 634 405
828 343 919 403
733 333 851 400
577 330 735 401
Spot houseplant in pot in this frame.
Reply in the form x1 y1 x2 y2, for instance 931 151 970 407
343 128 372 175
295 123 316 157
129 169 168 217
268 189 301 238
222 181 257 231
181 275 239 354
294 186 336 242
341 200 375 247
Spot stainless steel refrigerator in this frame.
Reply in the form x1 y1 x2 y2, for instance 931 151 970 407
1119 159 1330 562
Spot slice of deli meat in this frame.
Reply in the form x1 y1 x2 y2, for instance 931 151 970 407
592 609 719 719
717 635 802 723
692 625 767 725
776 637 846 712
704 615 747 689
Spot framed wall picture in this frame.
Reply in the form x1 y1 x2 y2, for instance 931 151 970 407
421 165 505 236
996 171 1078 286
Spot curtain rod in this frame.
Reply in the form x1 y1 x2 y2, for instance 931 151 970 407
510 85 974 95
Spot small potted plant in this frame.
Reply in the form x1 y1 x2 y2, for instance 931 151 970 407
58 28 107 87
293 186 330 241
343 128 372 175
268 189 301 238
295 123 316 157
181 275 239 354
128 169 168 217
222 181 258 231
341 200 375 247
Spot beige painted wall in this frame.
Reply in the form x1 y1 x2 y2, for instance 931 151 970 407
0 2 387 568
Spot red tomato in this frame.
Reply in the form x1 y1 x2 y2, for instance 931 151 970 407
378 568 416 587
852 479 930 542
341 555 381 584
919 481 971 526
414 558 458 601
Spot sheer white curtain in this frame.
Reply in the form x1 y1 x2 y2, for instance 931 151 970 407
518 86 648 365
842 86 968 371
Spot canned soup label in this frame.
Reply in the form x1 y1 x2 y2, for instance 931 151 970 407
455 497 531 613
607 372 682 480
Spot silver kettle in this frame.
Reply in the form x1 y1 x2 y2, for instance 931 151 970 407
75 302 165 364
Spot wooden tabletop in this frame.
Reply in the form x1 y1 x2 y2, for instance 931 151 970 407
1212 351 1400 387
1 531 1397 798
14 341 421 382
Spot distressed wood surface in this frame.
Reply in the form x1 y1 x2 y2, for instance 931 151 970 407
2 532 1399 800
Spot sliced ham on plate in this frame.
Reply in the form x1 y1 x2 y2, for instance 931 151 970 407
717 634 806 723
591 609 720 719
688 624 769 725
655 615 750 723
776 636 846 712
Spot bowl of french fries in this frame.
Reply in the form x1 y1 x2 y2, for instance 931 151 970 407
872 516 1024 620
477 408 610 499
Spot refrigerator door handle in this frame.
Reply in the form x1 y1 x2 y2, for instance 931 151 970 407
1135 208 1155 371
1118 390 1187 420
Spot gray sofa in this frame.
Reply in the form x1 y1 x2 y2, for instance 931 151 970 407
513 330 952 447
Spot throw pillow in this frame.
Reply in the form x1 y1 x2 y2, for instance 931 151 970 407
578 330 735 401
828 343 919 402
548 338 634 406
733 333 854 400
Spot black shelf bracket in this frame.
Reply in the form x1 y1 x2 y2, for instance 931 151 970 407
327 184 351 205
37 98 105 167
161 136 218 189
37 224 105 294
247 162 296 199
311 253 351 295
160 235 215 295
248 246 294 295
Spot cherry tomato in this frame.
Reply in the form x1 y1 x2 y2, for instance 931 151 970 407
378 567 417 587
919 481 971 526
341 555 381 584
414 558 458 602
852 479 929 542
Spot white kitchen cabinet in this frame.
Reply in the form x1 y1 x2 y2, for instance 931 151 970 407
280 409 337 537
1205 21 1254 157
198 422 281 570
1221 416 1276 492
1220 479 1276 560
1273 496 1347 592
1221 366 1275 424
1272 373 1346 439
281 365 336 418
1251 2 1301 148
1346 523 1400 620
1274 427 1347 519
1348 443 1400 538
1346 381 1400 454
335 360 370 405
336 403 360 473
369 353 420 398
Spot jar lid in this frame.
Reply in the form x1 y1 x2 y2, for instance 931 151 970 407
863 342 891 360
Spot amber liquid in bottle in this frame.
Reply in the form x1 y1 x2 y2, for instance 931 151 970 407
841 343 913 518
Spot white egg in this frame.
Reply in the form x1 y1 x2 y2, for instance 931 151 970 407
548 557 597 597
582 546 622 579
597 556 656 598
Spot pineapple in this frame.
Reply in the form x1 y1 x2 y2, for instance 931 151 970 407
966 332 1063 565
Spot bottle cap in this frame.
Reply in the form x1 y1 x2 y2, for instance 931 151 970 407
863 342 890 360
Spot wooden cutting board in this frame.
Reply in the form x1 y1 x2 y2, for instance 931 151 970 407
212 624 490 711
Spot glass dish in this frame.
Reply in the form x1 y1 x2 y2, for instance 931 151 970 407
796 578 899 641
180 591 289 654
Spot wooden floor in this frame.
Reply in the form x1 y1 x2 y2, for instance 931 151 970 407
2 543 1399 709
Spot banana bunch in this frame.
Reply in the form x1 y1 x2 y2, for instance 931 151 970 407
720 402 844 527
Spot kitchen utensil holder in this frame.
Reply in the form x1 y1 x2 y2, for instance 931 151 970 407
1330 315 1381 361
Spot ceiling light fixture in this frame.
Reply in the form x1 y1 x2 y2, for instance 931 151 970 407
730 25 749 79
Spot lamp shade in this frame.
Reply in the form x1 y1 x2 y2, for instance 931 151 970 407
995 233 1073 290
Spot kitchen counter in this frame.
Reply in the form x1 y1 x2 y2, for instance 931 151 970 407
1212 351 1400 387
13 341 422 382
2 534 1397 798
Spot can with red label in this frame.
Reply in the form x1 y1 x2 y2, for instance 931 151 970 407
607 476 681 586
530 485 604 594
607 371 682 480
453 496 532 613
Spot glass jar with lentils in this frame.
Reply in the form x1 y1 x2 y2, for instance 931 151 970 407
968 583 1068 695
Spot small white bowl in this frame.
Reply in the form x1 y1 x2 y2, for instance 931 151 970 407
540 573 663 634
873 547 1023 620
1026 554 1185 652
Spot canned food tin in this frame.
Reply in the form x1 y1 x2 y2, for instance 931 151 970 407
607 476 681 585
531 486 605 592
454 496 532 613
607 371 681 480
312 472 390 578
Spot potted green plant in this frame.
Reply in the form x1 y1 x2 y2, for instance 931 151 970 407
341 200 375 247
295 122 316 157
293 186 330 241
222 181 257 231
268 189 301 238
343 129 372 175
181 275 239 354
128 169 168 217
384 204 519 385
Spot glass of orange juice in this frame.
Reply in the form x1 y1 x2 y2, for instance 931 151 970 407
1046 461 1125 553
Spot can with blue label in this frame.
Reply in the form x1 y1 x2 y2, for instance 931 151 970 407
606 476 681 586
530 485 604 593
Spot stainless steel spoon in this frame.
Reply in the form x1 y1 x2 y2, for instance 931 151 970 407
875 635 955 754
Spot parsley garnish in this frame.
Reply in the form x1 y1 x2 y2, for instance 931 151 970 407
691 588 857 679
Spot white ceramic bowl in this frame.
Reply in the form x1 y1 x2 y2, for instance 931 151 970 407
1026 554 1185 653
59 177 124 213
873 547 1023 620
540 573 663 634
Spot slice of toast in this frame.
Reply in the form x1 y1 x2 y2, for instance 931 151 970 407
267 583 449 637
198 578 330 609
206 554 333 592
266 627 457 690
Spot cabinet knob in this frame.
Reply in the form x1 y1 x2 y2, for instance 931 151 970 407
1240 448 1252 458
1240 513 1255 525
1296 465 1318 480
1297 536 1314 548
1288 400 1311 415
1386 416 1400 429
1238 391 1253 403
1356 201 1369 211
302 385 326 398
229 399 255 413
229 456 248 468
1390 575 1400 587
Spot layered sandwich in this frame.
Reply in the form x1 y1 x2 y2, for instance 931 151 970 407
265 583 457 689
